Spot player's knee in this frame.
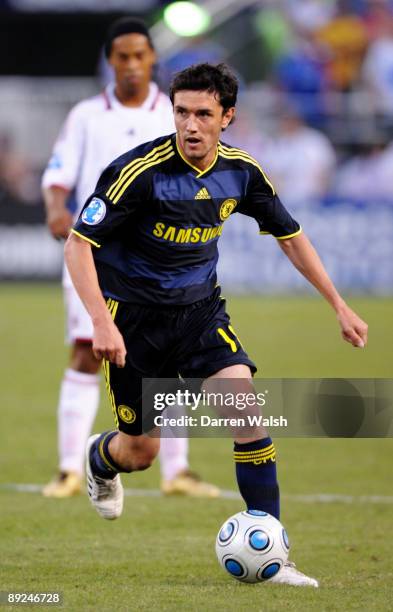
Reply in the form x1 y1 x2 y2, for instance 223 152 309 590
119 435 159 471
132 453 155 471
126 445 158 471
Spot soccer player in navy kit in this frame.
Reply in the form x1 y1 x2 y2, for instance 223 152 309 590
65 63 368 587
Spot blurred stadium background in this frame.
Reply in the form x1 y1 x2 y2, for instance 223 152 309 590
1 0 393 292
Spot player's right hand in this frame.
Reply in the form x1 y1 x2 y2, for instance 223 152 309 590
46 207 73 240
92 319 127 367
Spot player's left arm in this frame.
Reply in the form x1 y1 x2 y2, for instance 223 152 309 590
241 162 368 348
278 232 368 348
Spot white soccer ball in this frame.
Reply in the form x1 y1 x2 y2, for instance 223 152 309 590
215 509 289 583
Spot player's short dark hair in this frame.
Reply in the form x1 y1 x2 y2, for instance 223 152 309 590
104 17 154 58
169 63 238 112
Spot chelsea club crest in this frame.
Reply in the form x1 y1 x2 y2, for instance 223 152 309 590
219 198 237 221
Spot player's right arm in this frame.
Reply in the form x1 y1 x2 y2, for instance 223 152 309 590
64 141 155 366
64 233 126 367
42 102 87 239
43 185 73 240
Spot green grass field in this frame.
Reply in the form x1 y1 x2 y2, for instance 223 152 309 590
1 284 392 611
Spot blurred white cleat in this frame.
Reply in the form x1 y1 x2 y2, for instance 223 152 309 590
269 561 319 587
86 434 123 520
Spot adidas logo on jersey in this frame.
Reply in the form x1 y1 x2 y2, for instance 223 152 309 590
195 187 211 200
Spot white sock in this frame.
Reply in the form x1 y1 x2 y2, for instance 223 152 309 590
159 405 189 480
159 436 189 480
58 368 100 476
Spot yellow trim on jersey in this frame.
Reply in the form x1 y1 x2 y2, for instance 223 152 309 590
106 139 173 200
102 360 119 429
112 149 175 204
218 150 276 195
228 324 243 348
176 137 219 177
275 227 302 240
106 297 119 320
71 229 101 248
107 142 174 203
112 301 119 320
218 143 276 195
217 327 237 353
259 227 302 239
103 298 120 429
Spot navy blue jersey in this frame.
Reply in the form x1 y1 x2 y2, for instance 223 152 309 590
72 134 301 305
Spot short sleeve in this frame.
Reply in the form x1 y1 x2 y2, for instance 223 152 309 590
72 154 149 248
41 104 85 191
238 164 302 239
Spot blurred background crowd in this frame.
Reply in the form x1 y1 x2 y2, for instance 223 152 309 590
0 0 392 289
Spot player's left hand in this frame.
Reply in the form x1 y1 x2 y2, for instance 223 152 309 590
336 304 368 348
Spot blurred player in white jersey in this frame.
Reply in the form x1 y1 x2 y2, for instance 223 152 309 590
41 17 219 499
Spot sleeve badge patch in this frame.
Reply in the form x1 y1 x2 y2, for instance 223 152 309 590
82 197 107 225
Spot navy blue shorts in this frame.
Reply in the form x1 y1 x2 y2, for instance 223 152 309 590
104 287 257 435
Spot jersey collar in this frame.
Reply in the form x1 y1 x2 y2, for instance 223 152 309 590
175 136 219 178
105 82 159 111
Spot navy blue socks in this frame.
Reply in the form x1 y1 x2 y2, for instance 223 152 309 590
89 431 123 479
234 437 280 519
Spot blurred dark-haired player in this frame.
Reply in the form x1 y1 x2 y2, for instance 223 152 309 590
42 18 218 499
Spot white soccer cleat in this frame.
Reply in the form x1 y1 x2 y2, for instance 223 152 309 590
86 434 124 520
269 561 319 587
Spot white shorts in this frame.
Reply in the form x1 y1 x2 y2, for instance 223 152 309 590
64 282 93 344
